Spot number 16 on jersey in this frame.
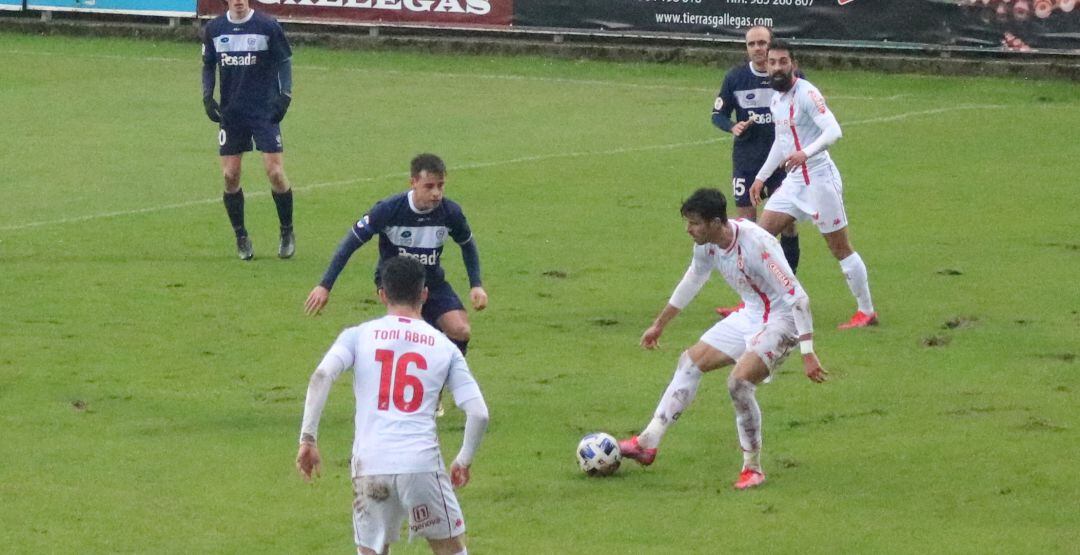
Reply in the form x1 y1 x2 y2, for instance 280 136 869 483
375 349 427 413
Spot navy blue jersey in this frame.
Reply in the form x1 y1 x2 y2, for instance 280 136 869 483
202 11 291 120
713 63 804 171
352 191 474 287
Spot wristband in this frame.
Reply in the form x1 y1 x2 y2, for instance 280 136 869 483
799 340 814 355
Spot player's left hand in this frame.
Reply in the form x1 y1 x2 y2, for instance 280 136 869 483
784 151 808 172
450 461 471 489
271 93 291 124
802 353 828 383
469 287 488 311
296 442 322 482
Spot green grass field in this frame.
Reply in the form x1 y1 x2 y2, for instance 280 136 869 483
1 32 1078 553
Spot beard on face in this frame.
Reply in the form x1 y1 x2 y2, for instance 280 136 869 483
770 71 794 92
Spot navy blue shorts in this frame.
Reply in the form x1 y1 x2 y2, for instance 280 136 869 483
421 280 466 330
732 167 785 208
218 118 283 156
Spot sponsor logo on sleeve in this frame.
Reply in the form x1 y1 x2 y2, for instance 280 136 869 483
809 90 827 114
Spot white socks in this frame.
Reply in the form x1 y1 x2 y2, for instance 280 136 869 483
839 252 875 314
638 352 704 449
728 375 762 471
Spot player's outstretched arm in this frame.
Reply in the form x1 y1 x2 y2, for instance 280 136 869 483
305 231 365 315
641 304 681 350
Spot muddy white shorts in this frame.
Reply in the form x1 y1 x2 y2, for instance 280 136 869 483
699 309 799 376
351 468 466 550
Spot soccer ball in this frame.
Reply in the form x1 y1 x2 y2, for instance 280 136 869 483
576 432 621 477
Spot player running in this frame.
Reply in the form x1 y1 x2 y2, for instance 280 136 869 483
297 255 490 555
750 40 878 329
202 0 295 260
619 188 827 490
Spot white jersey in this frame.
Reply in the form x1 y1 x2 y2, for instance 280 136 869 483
767 78 841 181
319 315 483 476
672 220 808 324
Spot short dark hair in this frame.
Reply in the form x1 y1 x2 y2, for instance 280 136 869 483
411 153 446 178
681 188 728 223
379 255 427 305
768 39 796 61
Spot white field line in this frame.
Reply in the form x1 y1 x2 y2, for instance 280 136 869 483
0 48 903 99
0 103 1004 233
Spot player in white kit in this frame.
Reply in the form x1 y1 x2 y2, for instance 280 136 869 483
619 188 827 490
749 39 878 330
296 255 489 555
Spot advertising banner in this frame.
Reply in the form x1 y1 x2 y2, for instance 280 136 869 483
512 0 1080 52
0 0 23 11
27 0 195 16
197 0 513 27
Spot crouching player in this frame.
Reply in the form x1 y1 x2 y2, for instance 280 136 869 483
619 188 827 489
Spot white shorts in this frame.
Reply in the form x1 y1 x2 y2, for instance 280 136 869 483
351 467 466 551
699 309 798 376
764 162 848 234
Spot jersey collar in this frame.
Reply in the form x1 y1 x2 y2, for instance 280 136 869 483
406 191 436 215
227 9 254 24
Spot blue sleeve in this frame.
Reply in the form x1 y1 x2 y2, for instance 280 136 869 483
711 72 736 133
351 202 386 244
447 203 473 245
278 58 293 96
271 20 293 63
459 238 482 288
202 64 216 100
318 231 364 290
201 27 216 99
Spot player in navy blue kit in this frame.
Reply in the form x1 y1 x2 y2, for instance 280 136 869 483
712 26 801 315
304 154 488 357
202 0 295 261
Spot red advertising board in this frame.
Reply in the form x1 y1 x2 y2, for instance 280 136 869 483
197 0 512 26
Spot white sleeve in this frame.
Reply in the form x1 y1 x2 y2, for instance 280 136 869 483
453 396 489 467
801 87 842 157
754 127 787 182
668 248 712 310
298 329 357 442
446 348 482 406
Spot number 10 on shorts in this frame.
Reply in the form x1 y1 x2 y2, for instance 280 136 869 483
375 349 427 413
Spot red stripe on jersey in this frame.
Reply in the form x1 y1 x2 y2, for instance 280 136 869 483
789 99 811 185
737 242 772 323
398 317 412 323
749 281 771 323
